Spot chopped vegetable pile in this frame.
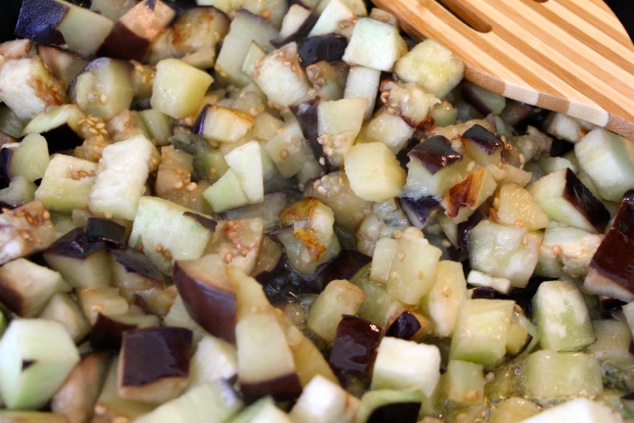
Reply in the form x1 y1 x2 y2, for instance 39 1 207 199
0 0 634 422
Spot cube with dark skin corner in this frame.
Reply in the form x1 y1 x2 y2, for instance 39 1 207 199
117 327 192 403
173 257 237 343
329 315 383 385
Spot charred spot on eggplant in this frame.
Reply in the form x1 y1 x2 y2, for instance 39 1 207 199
563 168 610 233
407 135 462 174
385 311 421 340
329 315 382 383
86 218 126 248
298 35 348 66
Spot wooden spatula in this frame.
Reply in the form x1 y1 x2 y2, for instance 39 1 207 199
373 0 634 140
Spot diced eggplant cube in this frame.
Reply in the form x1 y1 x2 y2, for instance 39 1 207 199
151 58 214 119
0 201 57 265
342 17 407 72
44 227 112 289
585 192 634 301
0 56 65 120
371 337 441 397
87 217 127 247
98 0 175 61
89 134 154 221
118 327 193 403
328 315 382 382
0 319 80 410
394 38 465 98
34 154 97 214
0 257 70 317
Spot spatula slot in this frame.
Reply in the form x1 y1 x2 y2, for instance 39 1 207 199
436 0 492 33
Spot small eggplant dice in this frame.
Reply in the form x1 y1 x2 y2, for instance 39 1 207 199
329 315 382 383
118 327 193 404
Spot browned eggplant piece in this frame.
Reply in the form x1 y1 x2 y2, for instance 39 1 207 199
173 256 236 343
329 315 382 386
118 326 192 403
584 190 634 301
51 351 114 423
98 0 176 61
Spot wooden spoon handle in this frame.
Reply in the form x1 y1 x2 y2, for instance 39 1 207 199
374 0 634 140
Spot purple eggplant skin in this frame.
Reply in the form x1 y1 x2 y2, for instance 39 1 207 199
563 168 610 233
290 97 333 171
120 326 192 387
172 259 237 343
271 13 319 48
0 146 13 189
86 217 127 248
240 373 303 405
298 34 348 66
399 196 440 229
461 124 504 155
460 83 491 116
587 190 634 295
313 250 371 293
329 315 382 382
97 23 151 61
408 135 463 174
14 0 69 46
385 311 421 340
45 227 107 260
111 248 165 283
366 401 422 423
90 313 139 351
